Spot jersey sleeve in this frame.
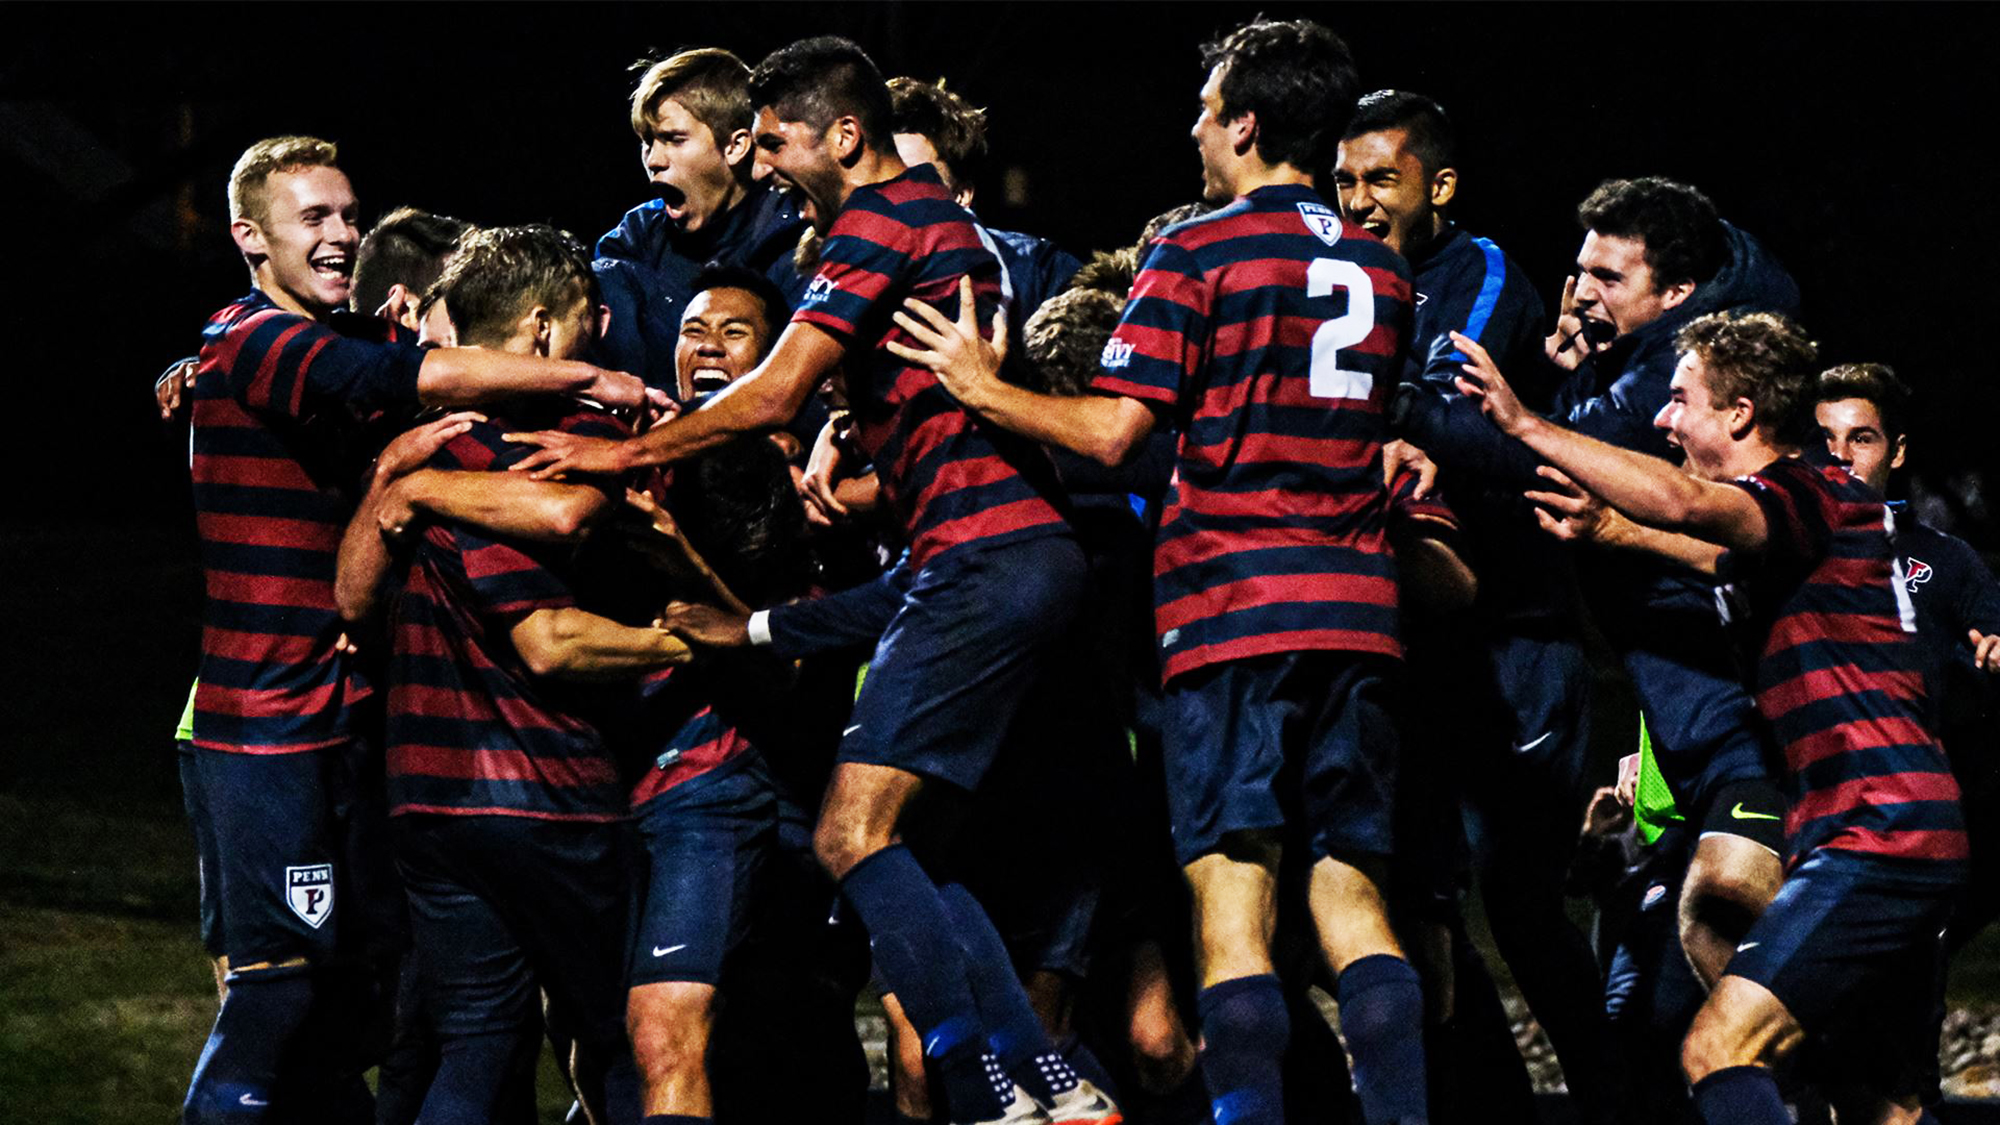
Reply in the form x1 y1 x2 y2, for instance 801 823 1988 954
217 309 424 421
790 199 915 345
1090 238 1208 407
1728 459 1834 579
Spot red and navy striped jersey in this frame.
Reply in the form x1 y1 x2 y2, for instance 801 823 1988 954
189 290 425 753
1725 458 1966 870
1091 185 1413 683
622 664 757 809
384 404 632 821
792 163 1069 568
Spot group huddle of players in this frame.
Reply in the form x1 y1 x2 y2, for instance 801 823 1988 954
157 16 2000 1125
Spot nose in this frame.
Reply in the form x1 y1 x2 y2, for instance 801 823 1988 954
752 152 774 182
696 336 725 356
1572 274 1601 308
1652 402 1673 432
324 213 358 247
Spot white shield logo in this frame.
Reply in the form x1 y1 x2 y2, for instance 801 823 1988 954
1297 202 1342 246
286 864 334 929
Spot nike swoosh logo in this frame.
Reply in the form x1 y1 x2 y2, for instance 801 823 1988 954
1736 941 1760 952
842 724 862 737
239 1093 270 1107
1513 731 1553 754
1730 802 1781 821
652 944 687 957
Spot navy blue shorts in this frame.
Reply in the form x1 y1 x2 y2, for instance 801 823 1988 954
1162 651 1400 868
839 534 1084 793
1726 848 1960 1092
628 755 778 987
394 814 632 1048
177 738 224 958
197 739 400 975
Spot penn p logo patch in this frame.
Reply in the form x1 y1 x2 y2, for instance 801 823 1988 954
286 864 334 929
1905 557 1932 592
1297 202 1341 246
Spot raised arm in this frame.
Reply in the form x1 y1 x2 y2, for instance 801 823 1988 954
886 275 1157 466
1452 332 1769 553
506 323 846 479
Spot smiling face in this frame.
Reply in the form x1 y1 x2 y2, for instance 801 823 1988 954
641 97 748 233
1333 128 1444 257
674 286 772 399
754 106 849 235
1654 352 1744 480
1816 397 1905 492
1573 230 1678 340
239 165 361 317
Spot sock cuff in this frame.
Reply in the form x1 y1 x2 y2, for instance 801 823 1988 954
1335 953 1418 996
840 841 916 892
1690 1064 1772 1096
1196 973 1283 1019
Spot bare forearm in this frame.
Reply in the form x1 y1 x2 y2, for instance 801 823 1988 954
623 323 834 470
336 480 399 624
959 379 1146 466
511 608 690 680
416 348 596 407
403 470 608 542
1597 516 1725 575
1513 417 1732 540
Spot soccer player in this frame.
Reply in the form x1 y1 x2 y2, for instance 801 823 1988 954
182 136 645 1124
343 225 683 1125
596 48 810 395
1336 90 1618 1122
890 20 1430 1125
352 206 473 330
1456 311 1965 1125
510 37 1113 1125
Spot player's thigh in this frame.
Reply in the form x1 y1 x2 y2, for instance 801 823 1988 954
198 744 344 972
1295 653 1399 867
631 767 777 989
393 822 539 1039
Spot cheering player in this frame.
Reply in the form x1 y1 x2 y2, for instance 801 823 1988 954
1457 312 1965 1125
891 20 1429 1125
505 37 1115 1125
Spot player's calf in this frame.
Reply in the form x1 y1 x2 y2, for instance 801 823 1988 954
627 981 719 1118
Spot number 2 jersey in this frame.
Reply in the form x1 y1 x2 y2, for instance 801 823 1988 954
1091 184 1413 684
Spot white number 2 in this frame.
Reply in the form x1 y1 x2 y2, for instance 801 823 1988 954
1306 257 1376 400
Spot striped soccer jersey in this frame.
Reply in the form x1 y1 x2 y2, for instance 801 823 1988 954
1726 457 1967 869
792 162 1069 568
1091 184 1413 683
385 406 631 821
189 291 425 752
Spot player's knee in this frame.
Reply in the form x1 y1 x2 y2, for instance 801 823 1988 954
627 992 713 1085
812 816 877 879
1128 1000 1189 1066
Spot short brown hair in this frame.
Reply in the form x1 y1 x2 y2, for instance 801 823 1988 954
437 225 595 348
1022 287 1127 397
229 135 339 225
887 77 988 194
1817 363 1913 444
1675 310 1819 446
630 48 753 144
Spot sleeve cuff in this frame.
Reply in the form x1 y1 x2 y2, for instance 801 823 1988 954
747 609 773 647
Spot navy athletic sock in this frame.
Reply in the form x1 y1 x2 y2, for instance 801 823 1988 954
1055 1032 1117 1101
1690 1065 1790 1125
417 1029 540 1125
1195 974 1289 1125
935 882 1080 1106
842 847 1008 1121
1335 954 1429 1125
183 972 315 1124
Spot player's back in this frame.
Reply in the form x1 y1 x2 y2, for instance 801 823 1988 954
1097 185 1412 680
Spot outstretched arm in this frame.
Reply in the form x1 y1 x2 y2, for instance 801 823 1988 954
377 470 613 544
1524 466 1725 575
887 275 1157 467
335 412 485 625
506 322 845 479
510 607 690 680
415 348 654 414
1452 331 1769 553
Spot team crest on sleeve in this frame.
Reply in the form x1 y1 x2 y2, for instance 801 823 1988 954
1297 202 1342 246
1101 337 1135 369
1905 557 1932 592
285 864 334 929
802 275 837 306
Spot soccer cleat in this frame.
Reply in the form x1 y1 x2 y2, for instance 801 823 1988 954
1043 1079 1123 1125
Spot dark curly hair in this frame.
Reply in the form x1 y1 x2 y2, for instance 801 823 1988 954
1200 18 1358 173
1675 310 1819 446
1578 177 1729 291
1022 287 1128 396
1817 363 1913 444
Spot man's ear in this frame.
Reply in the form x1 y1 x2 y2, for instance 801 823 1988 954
596 302 612 343
1728 396 1758 441
1890 433 1909 473
230 217 268 263
527 305 555 358
1229 110 1258 157
1430 167 1459 210
1658 278 1698 312
722 127 754 171
829 116 864 165
383 283 418 329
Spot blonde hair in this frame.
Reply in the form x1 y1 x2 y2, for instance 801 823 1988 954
228 135 339 225
629 48 752 143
